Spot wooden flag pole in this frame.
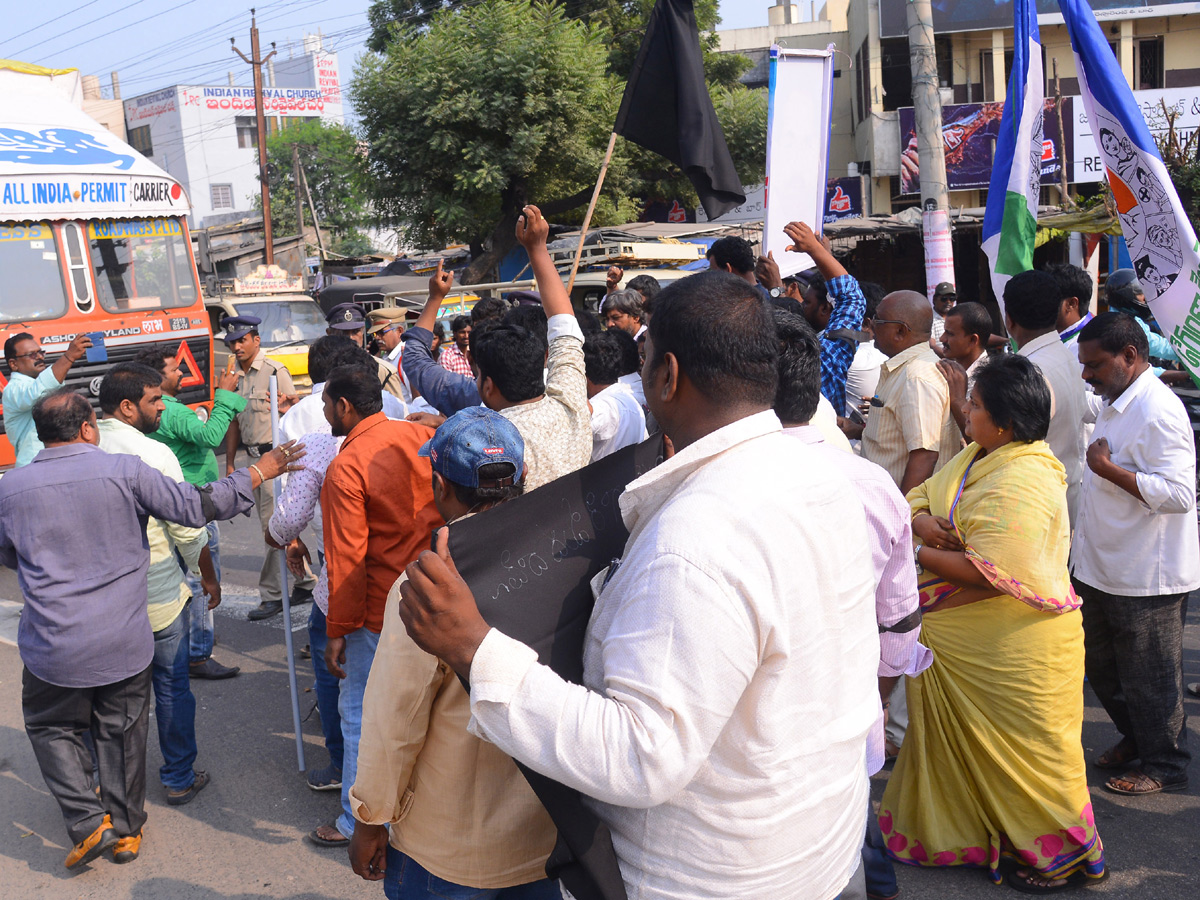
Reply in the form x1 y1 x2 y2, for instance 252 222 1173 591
565 131 619 295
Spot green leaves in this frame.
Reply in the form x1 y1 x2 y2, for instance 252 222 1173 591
354 0 766 260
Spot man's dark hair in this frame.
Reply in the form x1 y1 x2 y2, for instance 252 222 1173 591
945 301 992 346
33 388 94 443
1044 263 1093 308
324 363 384 417
584 331 625 386
647 271 778 405
133 346 175 373
308 334 360 385
859 281 886 321
972 355 1051 443
796 268 829 307
705 236 756 275
450 315 471 333
626 274 661 310
98 363 163 415
612 328 640 376
503 304 548 350
473 324 545 402
446 461 524 507
577 310 605 338
1004 269 1061 330
470 297 508 324
603 289 645 322
1078 310 1149 360
772 308 822 426
4 332 35 362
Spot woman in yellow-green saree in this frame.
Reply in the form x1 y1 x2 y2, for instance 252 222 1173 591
878 355 1107 894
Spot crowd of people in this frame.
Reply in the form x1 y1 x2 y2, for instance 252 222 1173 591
0 204 1195 900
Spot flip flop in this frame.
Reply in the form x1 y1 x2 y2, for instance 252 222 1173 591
1008 867 1109 894
1093 739 1138 770
307 822 349 848
1104 770 1188 795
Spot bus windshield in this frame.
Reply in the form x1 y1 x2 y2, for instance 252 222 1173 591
0 222 68 324
89 218 198 312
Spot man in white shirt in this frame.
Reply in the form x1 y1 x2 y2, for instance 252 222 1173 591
397 268 879 900
97 365 219 840
936 301 993 440
1004 270 1090 526
584 330 647 461
1072 312 1199 796
280 336 408 443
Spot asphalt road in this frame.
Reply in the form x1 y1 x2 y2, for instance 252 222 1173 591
0 502 1198 898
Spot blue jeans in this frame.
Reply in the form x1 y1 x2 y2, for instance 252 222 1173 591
183 522 220 664
862 799 897 899
309 605 344 773
151 603 198 791
335 627 380 838
383 845 562 900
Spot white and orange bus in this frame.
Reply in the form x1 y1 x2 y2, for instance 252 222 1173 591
0 61 213 467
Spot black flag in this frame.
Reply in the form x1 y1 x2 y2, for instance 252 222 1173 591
614 0 747 220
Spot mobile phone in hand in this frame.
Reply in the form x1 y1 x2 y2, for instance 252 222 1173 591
85 332 107 363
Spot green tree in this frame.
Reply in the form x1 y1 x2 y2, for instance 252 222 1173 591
356 0 765 278
257 118 372 251
1155 100 1200 228
353 0 619 280
365 0 464 52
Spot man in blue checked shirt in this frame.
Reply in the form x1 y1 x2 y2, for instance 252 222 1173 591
758 221 866 415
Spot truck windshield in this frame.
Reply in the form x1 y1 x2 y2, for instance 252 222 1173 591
89 218 198 312
0 222 68 323
235 300 327 346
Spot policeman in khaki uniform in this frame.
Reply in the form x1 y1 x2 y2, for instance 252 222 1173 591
326 302 407 402
220 315 317 620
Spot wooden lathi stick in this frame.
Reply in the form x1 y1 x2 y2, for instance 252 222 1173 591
565 131 619 296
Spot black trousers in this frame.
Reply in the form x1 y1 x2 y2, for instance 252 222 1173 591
1073 579 1191 782
22 665 152 844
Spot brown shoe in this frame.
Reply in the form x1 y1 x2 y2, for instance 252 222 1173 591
112 830 142 864
64 814 117 868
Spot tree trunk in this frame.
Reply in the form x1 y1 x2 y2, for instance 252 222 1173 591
459 182 598 285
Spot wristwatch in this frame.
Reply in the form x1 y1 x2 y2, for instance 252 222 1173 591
769 286 783 298
912 540 923 573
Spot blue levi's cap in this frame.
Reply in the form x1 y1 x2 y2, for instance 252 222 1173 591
220 315 262 341
418 407 524 489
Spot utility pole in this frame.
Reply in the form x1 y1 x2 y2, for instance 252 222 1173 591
907 0 954 299
291 144 306 241
907 0 949 213
232 9 278 265
297 160 327 259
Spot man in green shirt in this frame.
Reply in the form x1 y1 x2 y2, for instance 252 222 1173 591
137 348 246 680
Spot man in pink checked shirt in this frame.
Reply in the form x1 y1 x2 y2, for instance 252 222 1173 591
772 306 932 900
438 316 473 378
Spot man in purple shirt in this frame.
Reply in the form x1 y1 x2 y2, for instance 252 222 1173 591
0 389 300 869
771 308 931 900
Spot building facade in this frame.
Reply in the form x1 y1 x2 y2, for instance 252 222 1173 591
122 38 344 228
719 1 1200 217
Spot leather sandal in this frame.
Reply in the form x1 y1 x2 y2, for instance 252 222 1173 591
1093 739 1138 770
1103 770 1188 795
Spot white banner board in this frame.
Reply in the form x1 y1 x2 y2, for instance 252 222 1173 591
762 47 835 277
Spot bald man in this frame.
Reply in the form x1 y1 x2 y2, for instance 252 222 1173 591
861 291 959 494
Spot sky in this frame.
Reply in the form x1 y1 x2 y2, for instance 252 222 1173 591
1 0 777 100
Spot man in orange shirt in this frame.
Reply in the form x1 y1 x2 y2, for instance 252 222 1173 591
308 363 442 848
